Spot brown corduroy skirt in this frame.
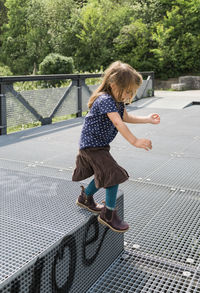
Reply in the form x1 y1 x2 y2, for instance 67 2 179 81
72 146 129 188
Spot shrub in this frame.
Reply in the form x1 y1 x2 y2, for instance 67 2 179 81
39 53 74 74
0 64 13 76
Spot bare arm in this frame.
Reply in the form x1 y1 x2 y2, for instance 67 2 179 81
123 109 160 124
107 112 152 151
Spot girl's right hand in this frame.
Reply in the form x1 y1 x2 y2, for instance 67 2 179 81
134 138 152 151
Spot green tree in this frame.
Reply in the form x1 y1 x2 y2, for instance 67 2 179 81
43 0 81 60
129 0 174 25
0 0 8 53
1 0 52 74
25 0 51 73
1 0 199 77
0 0 8 30
73 0 88 7
114 20 154 71
0 0 30 73
75 0 132 71
152 0 200 77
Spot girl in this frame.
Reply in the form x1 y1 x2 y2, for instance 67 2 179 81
72 61 160 233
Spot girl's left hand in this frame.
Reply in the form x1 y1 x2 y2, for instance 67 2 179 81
148 113 160 124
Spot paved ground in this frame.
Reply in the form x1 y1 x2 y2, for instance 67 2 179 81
0 90 200 292
134 90 200 109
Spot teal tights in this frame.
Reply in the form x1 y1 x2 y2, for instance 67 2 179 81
85 179 118 210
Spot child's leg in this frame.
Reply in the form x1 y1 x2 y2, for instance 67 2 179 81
98 184 129 233
105 184 118 210
76 178 103 213
85 179 99 196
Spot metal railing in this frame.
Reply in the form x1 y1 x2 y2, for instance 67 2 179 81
0 72 154 135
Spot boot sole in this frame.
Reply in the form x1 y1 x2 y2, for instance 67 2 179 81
98 215 129 233
76 200 101 214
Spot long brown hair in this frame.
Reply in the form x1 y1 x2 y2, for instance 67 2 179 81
88 61 143 109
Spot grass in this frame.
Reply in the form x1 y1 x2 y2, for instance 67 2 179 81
7 121 41 134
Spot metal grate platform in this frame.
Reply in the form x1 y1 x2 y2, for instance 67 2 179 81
123 182 200 266
86 105 200 293
0 94 200 292
87 252 200 293
0 165 124 292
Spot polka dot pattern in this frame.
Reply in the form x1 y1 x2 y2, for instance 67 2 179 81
80 94 124 149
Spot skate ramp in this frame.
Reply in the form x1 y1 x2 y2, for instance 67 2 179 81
0 94 200 292
0 163 124 292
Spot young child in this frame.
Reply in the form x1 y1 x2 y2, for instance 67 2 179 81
72 61 160 233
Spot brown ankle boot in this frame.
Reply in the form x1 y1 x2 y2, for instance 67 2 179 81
76 186 104 214
98 206 129 233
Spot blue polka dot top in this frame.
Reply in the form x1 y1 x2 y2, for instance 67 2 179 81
79 94 125 149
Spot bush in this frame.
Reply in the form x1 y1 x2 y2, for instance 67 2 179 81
39 53 74 74
0 64 13 76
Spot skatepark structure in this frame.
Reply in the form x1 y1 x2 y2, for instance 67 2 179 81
0 74 200 292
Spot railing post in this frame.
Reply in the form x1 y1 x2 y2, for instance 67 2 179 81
151 71 155 97
0 83 7 135
77 76 82 117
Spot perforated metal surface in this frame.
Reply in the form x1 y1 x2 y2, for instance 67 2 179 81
82 85 98 112
6 87 38 126
5 85 78 127
140 156 200 190
87 253 200 293
0 95 200 292
53 86 77 117
1 214 123 293
0 164 124 292
86 104 200 292
123 182 200 266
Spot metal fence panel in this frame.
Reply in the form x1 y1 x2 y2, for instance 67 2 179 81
0 72 154 134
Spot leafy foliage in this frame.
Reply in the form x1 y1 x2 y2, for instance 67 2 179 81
39 53 74 74
0 0 199 78
0 0 30 73
152 0 200 77
74 0 132 71
113 20 154 71
0 0 8 31
0 63 12 76
42 0 80 59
